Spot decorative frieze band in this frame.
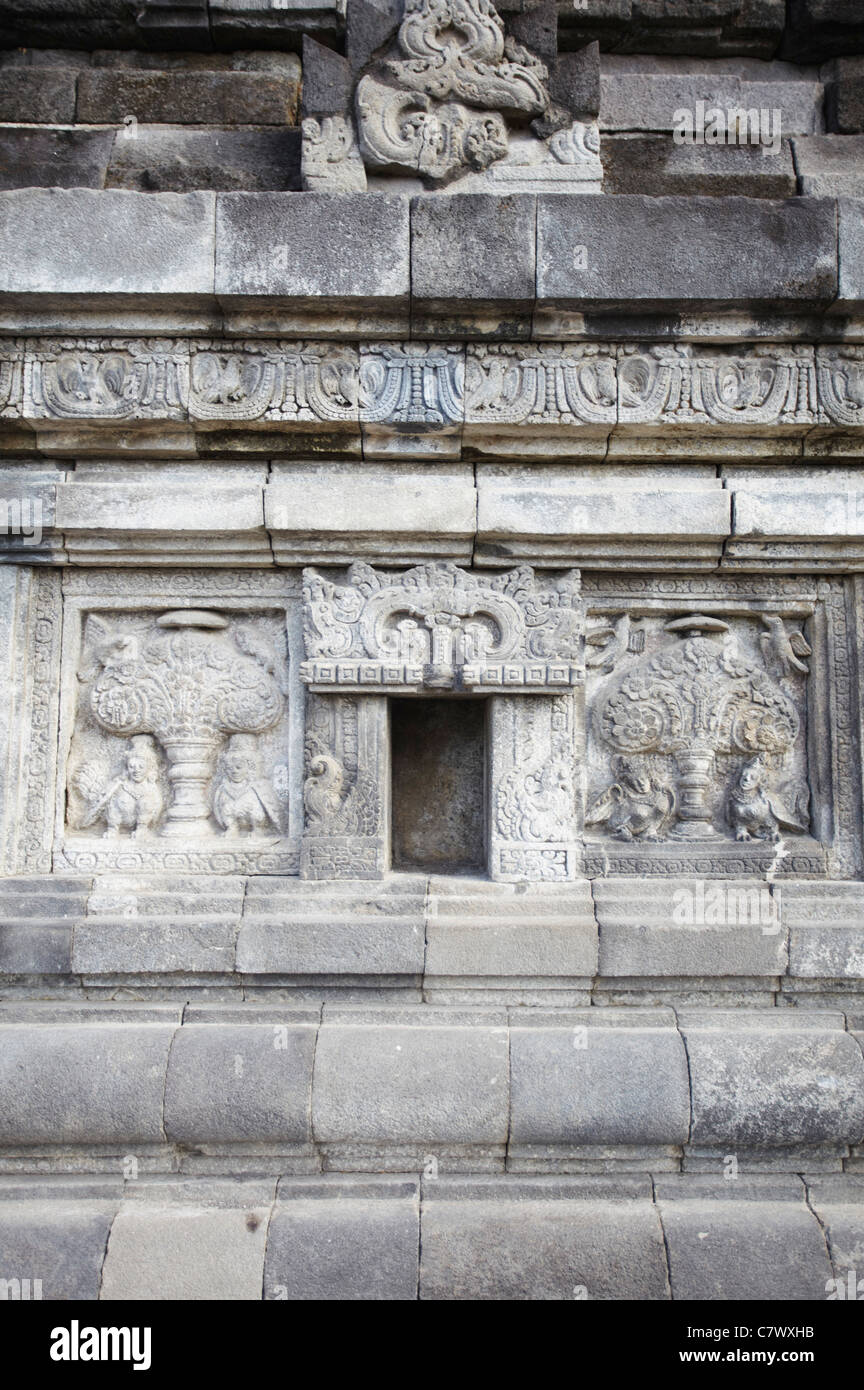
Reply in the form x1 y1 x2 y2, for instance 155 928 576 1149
4 340 864 440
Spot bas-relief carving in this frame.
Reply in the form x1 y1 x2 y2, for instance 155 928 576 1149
300 693 387 880
299 561 583 882
7 340 864 438
354 0 591 190
58 591 299 874
579 574 857 877
301 560 582 693
490 691 581 882
586 611 810 845
464 344 617 428
301 116 368 193
5 562 864 885
617 345 819 428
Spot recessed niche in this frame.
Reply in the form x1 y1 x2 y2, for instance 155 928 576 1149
390 698 486 871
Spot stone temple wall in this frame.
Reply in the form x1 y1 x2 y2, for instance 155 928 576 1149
1 0 864 1302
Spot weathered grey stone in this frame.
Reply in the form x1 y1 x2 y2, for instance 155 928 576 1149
301 35 354 119
798 135 864 197
0 1 139 49
101 1186 274 1300
72 916 236 976
346 0 402 73
837 196 864 311
536 195 838 311
806 1175 864 1291
265 460 476 565
425 879 598 982
56 463 271 561
506 0 558 64
656 1175 833 1301
561 0 786 58
0 571 62 877
602 134 797 197
164 1018 317 1144
781 883 864 980
78 64 301 124
781 0 864 63
825 58 864 134
548 43 601 120
265 1176 420 1301
209 0 344 51
0 68 77 123
510 1009 690 1146
410 195 536 332
237 877 427 979
475 463 731 568
0 923 72 976
420 1176 670 1300
0 1018 176 1144
136 0 211 49
600 56 823 135
725 465 864 568
680 1011 864 1148
215 192 409 314
0 129 114 192
311 1009 510 1146
0 189 216 300
0 1183 121 1300
594 878 788 979
107 126 301 193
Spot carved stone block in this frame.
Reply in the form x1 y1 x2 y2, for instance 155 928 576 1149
582 573 858 877
56 571 303 874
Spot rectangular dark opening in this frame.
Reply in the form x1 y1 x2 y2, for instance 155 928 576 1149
390 697 486 872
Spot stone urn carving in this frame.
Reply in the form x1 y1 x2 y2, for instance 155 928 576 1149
88 609 283 837
594 614 800 840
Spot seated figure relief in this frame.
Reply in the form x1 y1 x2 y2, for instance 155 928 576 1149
727 756 810 844
72 735 164 840
585 758 676 842
212 735 282 838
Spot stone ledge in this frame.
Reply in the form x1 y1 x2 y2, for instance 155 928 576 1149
2 1172 863 1299
0 191 855 329
8 876 864 995
0 1002 861 1164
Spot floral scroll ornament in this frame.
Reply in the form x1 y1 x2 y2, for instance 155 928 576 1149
595 614 800 839
88 610 284 838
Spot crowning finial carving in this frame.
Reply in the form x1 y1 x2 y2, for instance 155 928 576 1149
356 0 555 183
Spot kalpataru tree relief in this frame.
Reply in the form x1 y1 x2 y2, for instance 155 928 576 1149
55 571 304 874
583 573 858 878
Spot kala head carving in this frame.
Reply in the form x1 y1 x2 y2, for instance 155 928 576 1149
302 561 582 694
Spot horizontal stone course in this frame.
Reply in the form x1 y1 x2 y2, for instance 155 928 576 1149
509 1008 691 1146
4 1171 864 1300
0 1002 860 1161
0 190 854 321
77 65 301 124
655 1174 833 1301
680 1010 864 1149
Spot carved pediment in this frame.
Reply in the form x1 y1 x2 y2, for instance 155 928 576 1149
301 561 582 693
